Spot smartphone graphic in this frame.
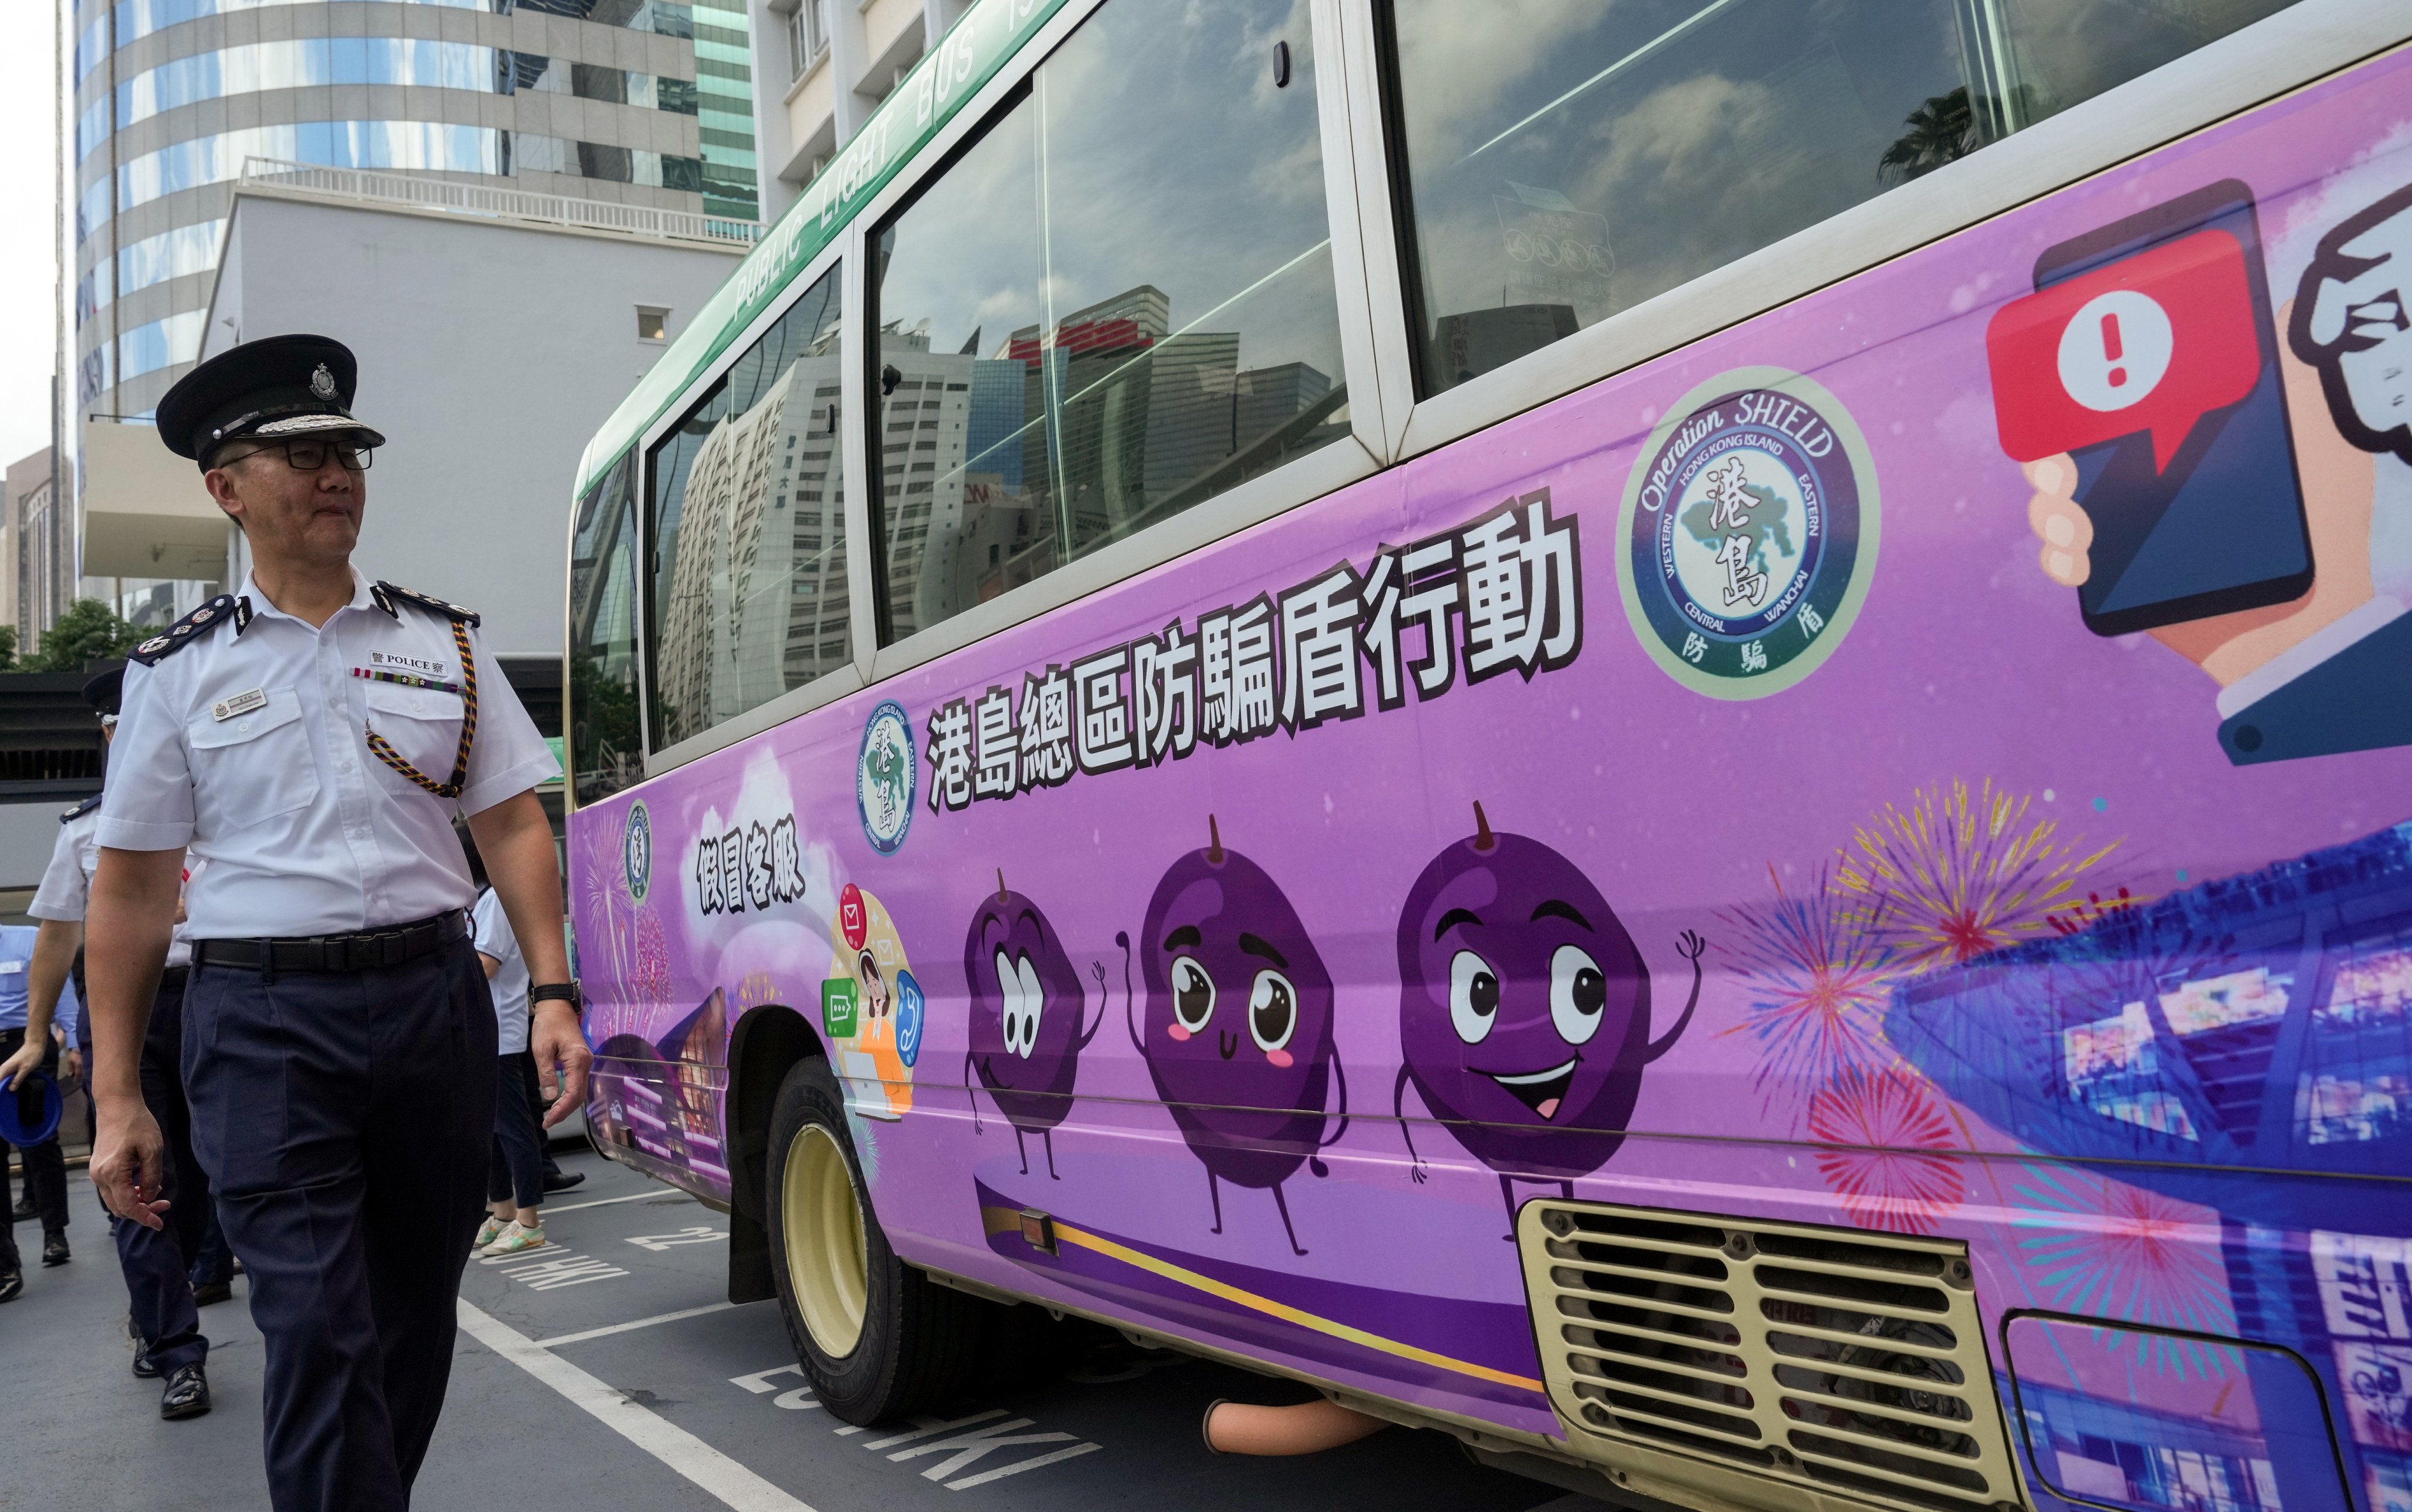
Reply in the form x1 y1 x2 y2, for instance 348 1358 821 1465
2030 180 2313 637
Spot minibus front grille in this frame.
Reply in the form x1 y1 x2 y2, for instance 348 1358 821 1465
1518 1201 2025 1512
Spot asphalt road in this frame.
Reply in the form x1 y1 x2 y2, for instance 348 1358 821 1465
0 1145 1621 1511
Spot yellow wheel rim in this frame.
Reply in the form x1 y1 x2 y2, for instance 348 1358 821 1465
783 1122 868 1358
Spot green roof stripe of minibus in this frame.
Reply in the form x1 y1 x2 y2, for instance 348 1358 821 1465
571 0 1075 501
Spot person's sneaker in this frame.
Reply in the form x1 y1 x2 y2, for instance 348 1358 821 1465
0 1265 21 1304
475 1214 508 1250
541 1169 587 1194
40 1231 68 1266
481 1220 548 1257
161 1363 211 1420
191 1278 233 1307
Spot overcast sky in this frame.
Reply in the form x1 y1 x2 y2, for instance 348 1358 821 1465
0 9 60 470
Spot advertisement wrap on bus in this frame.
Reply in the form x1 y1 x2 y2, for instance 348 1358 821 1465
565 6 2412 1511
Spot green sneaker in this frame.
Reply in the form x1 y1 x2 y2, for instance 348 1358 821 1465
482 1221 548 1258
475 1215 508 1250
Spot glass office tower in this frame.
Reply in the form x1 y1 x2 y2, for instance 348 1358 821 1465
71 0 759 420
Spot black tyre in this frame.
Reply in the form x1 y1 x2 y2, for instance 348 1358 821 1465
764 1056 985 1423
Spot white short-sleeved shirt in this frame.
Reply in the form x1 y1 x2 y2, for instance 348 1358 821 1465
32 801 200 970
472 888 531 1056
98 569 559 938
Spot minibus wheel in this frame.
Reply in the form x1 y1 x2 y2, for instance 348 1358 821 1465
763 1055 980 1421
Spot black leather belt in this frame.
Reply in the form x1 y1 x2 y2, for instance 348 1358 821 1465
194 911 468 974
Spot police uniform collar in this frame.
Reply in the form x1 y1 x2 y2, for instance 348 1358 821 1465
125 593 241 665
230 568 375 630
59 794 101 823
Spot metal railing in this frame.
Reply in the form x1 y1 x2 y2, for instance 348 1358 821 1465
236 158 761 248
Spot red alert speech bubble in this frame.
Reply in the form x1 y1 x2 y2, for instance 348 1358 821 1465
1987 227 2262 471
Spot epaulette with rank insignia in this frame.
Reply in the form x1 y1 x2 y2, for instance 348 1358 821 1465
126 593 239 665
59 795 101 824
371 581 480 627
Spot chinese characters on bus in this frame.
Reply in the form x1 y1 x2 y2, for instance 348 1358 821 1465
923 492 1582 814
694 813 810 914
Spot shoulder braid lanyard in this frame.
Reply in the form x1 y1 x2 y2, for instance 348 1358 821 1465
363 616 479 798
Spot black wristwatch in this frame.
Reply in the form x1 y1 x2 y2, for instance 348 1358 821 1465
531 982 584 1017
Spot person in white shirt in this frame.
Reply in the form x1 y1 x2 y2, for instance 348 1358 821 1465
82 334 591 1510
1 667 214 1415
468 844 549 1257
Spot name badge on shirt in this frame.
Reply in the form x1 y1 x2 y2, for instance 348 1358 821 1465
212 688 269 722
0 961 22 975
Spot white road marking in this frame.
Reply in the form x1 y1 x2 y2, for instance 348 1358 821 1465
457 1299 815 1512
627 1225 729 1251
862 1410 1008 1451
545 1189 700 1215
887 1417 1081 1483
485 1251 629 1289
944 1443 1102 1490
730 1364 804 1394
539 1302 738 1348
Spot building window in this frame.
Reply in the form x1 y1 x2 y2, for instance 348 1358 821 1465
785 0 829 82
637 306 670 343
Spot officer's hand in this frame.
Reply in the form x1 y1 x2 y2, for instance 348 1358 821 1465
0 1038 42 1090
62 1047 84 1085
91 1099 171 1230
530 1003 593 1130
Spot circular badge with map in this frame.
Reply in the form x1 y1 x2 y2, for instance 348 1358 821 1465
856 701 917 855
622 801 652 903
1615 367 1878 699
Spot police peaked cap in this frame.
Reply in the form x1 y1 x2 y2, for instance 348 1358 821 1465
82 664 124 716
156 333 387 469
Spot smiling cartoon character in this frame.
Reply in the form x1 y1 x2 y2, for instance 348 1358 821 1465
963 871 1104 1179
1394 804 1704 1236
1132 818 1347 1256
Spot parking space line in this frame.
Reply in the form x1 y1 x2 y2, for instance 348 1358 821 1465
539 1302 738 1348
456 1299 814 1512
545 1189 699 1215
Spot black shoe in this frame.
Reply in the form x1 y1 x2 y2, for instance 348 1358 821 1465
191 1278 233 1307
40 1231 68 1266
9 1196 30 1222
230 1257 244 1276
161 1363 211 1420
131 1323 160 1378
541 1169 587 1194
0 1265 20 1304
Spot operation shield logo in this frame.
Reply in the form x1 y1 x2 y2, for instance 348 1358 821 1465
856 700 918 854
1616 367 1878 699
622 801 652 903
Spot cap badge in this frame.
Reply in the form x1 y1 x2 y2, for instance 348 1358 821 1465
310 363 337 400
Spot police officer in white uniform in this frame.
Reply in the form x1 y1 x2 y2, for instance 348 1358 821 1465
7 666 215 1415
84 334 591 1511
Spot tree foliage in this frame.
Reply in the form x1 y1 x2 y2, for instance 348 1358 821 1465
22 598 147 672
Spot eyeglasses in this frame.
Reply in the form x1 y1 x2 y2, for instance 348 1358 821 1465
233 439 375 472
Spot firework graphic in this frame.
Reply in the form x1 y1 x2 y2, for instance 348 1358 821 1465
1717 864 1903 1123
1837 779 2120 973
2011 1164 2237 1380
1805 1065 1967 1234
575 806 678 1044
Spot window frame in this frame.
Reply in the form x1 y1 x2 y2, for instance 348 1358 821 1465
637 238 867 773
1344 0 2412 465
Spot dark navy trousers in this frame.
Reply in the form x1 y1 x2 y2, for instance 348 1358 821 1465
184 937 496 1512
119 969 209 1373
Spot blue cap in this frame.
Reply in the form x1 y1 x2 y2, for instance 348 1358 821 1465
0 1069 63 1148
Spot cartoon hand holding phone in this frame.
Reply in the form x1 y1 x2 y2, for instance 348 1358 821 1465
1991 179 2412 766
